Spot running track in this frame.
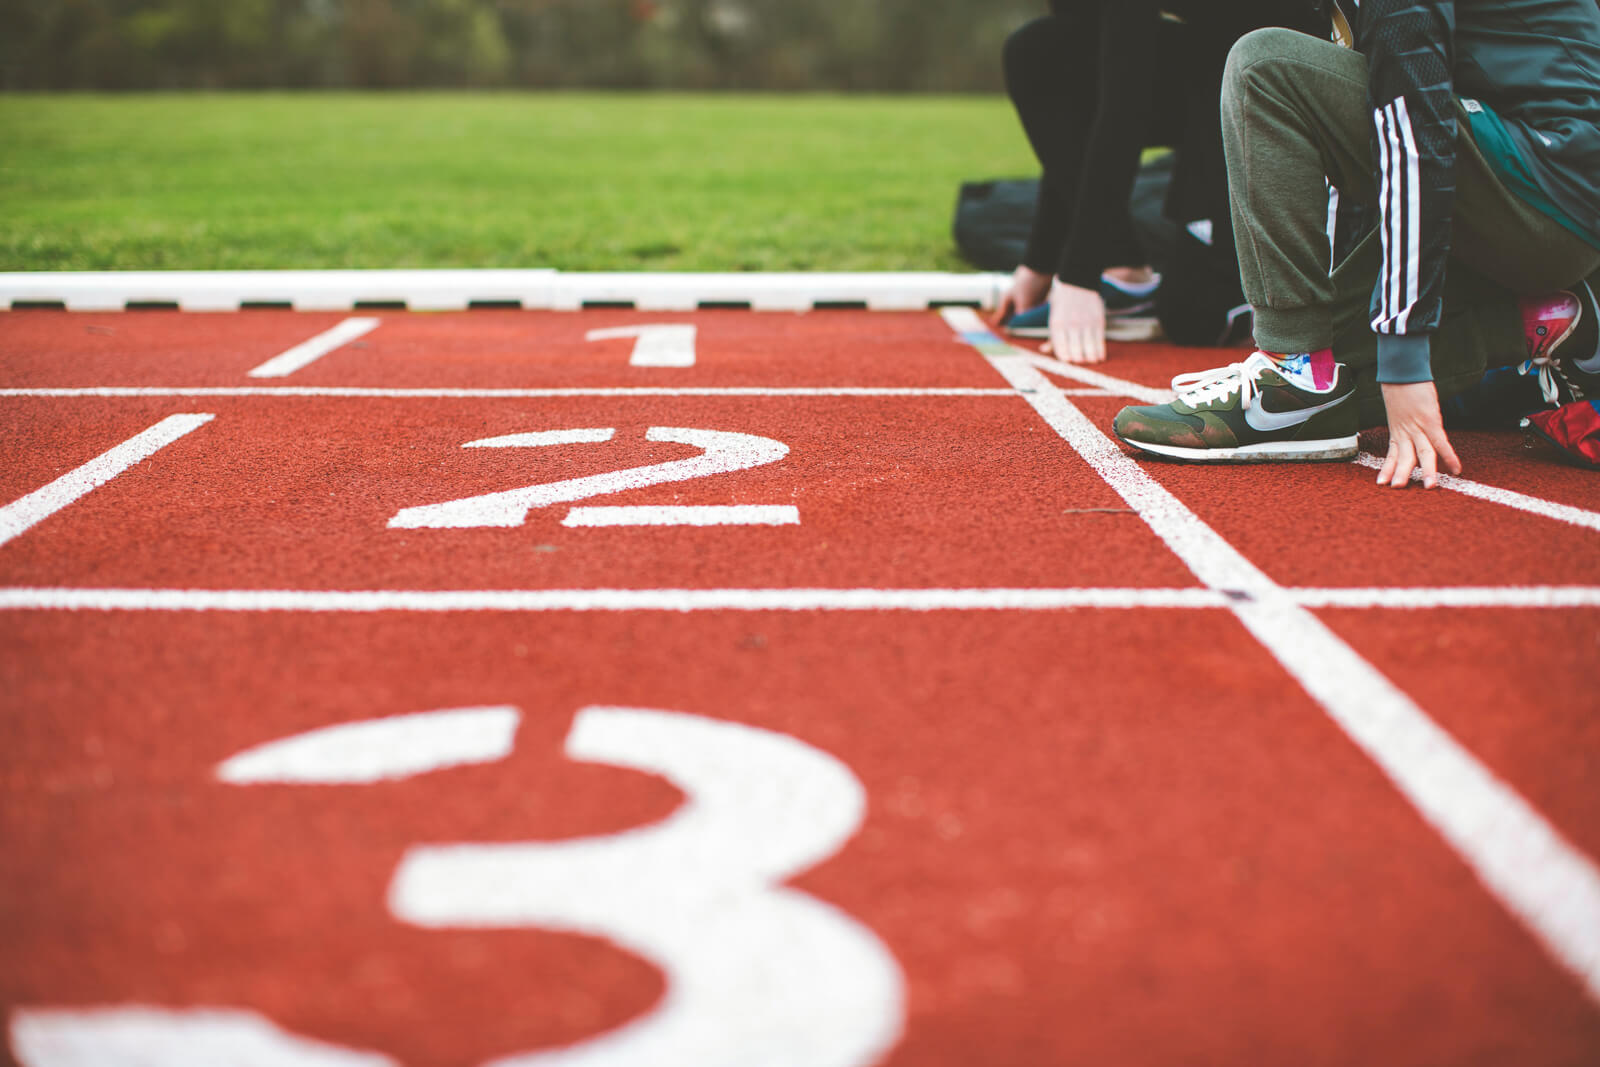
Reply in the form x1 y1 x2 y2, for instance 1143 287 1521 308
1 307 1598 1066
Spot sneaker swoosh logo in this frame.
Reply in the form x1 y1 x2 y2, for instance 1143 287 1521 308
1243 392 1350 432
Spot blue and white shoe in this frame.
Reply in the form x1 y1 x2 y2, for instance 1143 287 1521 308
1002 303 1052 338
1100 273 1159 318
1004 274 1163 342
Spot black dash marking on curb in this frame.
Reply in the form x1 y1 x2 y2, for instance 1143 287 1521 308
930 299 981 309
583 300 636 310
698 301 752 311
813 300 868 311
241 301 293 311
126 301 180 311
353 300 407 311
1221 589 1254 603
468 300 523 311
10 301 67 311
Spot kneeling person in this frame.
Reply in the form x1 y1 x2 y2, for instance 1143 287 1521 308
1113 0 1600 487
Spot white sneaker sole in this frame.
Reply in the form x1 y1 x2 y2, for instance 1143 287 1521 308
1117 433 1359 463
1106 316 1164 342
1007 316 1164 343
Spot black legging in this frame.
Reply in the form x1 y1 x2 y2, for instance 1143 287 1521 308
1004 3 1322 345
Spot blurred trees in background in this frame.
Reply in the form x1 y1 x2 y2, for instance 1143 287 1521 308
0 0 1039 91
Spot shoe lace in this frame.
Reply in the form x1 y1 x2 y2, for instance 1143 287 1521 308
1517 356 1565 405
1170 354 1270 410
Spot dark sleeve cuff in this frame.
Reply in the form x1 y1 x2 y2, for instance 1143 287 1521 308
1375 333 1433 384
1053 255 1103 291
1021 243 1058 276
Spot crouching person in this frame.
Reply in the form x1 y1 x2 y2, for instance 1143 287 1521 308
992 1 1325 362
1113 0 1600 488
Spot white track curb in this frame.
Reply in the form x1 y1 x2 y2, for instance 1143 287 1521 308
0 271 1009 313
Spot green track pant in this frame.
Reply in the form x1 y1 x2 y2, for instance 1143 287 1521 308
1220 28 1600 426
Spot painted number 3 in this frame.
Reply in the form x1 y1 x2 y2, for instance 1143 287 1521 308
11 707 905 1067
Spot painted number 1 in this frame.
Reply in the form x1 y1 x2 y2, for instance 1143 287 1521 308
585 325 696 368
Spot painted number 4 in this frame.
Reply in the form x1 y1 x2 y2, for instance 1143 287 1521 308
388 428 798 530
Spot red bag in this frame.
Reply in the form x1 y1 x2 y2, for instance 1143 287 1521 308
1524 399 1600 469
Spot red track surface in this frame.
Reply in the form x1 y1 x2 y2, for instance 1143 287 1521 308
2 309 1598 1066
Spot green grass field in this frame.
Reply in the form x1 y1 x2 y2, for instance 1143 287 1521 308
1 93 1037 273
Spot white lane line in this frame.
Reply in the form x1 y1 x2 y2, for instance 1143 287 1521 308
1010 352 1173 403
1 585 1595 613
960 314 1600 1004
0 386 1020 399
939 307 1173 402
563 505 800 528
1354 453 1600 533
1298 586 1600 609
0 587 1227 613
0 414 214 550
245 317 381 379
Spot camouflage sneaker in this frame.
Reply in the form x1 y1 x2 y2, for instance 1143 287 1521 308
1113 351 1358 462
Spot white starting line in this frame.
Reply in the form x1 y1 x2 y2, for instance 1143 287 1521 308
0 386 1040 399
0 585 1596 614
1353 452 1600 533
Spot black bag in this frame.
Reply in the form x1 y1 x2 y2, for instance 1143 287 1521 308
950 178 1038 272
952 154 1178 273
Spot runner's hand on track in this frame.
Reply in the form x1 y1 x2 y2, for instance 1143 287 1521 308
990 264 1052 329
1377 381 1461 489
1042 279 1106 364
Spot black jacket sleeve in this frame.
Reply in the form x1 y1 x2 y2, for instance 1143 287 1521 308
1354 0 1458 384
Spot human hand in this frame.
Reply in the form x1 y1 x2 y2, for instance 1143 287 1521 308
990 265 1052 328
1041 279 1106 363
1377 381 1462 489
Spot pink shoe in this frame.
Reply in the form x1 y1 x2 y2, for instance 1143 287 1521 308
1518 290 1583 403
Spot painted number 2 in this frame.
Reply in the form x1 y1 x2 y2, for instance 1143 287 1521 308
10 707 905 1067
388 428 797 530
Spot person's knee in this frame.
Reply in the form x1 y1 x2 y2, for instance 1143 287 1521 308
1223 27 1302 106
